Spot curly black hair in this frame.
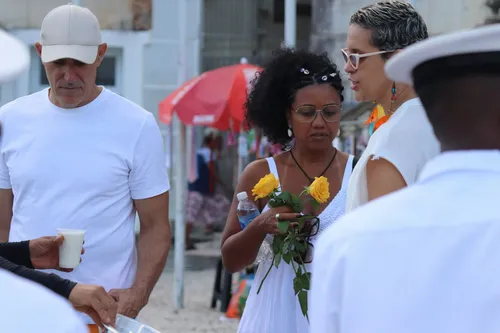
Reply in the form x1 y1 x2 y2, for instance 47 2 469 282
246 48 344 147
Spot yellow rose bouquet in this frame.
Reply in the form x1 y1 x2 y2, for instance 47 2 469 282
252 173 330 321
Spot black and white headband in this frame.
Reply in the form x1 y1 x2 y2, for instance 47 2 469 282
300 67 338 82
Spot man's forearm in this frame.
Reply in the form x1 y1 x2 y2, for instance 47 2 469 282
0 189 13 242
0 228 8 242
0 218 11 242
133 222 170 299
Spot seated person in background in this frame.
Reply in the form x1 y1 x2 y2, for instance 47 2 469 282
185 128 231 249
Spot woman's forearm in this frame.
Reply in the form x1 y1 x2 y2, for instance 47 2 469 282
0 241 33 267
0 256 76 298
221 221 267 273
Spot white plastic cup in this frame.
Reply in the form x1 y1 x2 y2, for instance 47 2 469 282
57 229 85 269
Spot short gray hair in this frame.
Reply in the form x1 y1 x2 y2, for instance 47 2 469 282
350 1 428 58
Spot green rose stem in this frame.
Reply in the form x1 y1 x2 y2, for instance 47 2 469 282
292 252 311 321
253 186 322 321
256 253 277 294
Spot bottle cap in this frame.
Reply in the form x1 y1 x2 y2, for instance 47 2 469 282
237 191 248 201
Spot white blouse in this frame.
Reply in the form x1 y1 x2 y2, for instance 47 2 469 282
346 98 440 213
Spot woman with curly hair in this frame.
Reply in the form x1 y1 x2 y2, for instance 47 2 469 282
342 1 440 211
221 48 354 332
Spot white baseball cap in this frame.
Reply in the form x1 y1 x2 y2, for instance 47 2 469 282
0 29 30 84
40 3 101 64
385 24 500 86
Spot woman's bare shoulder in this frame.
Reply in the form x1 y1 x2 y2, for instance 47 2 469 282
335 151 354 171
239 158 272 185
337 150 350 161
271 151 289 165
337 150 352 164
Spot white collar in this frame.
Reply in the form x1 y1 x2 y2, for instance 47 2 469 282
390 97 421 119
419 150 500 183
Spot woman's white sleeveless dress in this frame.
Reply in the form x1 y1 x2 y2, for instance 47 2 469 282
238 155 354 333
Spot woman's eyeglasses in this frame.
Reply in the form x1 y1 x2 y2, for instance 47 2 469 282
341 48 394 70
294 104 342 124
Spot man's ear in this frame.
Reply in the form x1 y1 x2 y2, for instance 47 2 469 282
35 42 42 57
95 43 108 66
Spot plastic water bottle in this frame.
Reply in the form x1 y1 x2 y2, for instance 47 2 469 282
236 191 260 230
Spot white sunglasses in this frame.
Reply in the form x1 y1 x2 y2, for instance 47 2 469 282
341 48 394 70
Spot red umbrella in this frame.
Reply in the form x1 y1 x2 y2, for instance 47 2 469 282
159 63 262 131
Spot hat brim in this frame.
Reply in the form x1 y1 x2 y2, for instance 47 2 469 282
41 44 98 65
0 30 30 84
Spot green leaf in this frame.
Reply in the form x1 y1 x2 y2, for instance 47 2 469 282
283 252 292 264
277 191 292 203
272 236 284 254
290 193 303 212
297 216 307 230
268 192 293 208
293 275 302 295
291 268 308 292
267 199 283 208
282 240 292 254
298 290 308 319
274 254 281 268
294 241 306 253
301 272 311 290
277 221 289 233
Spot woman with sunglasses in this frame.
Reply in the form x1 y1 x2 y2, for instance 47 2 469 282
342 1 440 212
221 48 354 333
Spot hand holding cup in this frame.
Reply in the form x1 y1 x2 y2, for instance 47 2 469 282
29 233 85 272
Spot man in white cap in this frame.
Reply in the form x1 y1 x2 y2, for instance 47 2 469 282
0 29 88 333
0 3 171 331
309 23 500 333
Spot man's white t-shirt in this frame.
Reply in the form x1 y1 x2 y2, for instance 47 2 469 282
346 98 440 212
0 87 170 323
0 269 87 332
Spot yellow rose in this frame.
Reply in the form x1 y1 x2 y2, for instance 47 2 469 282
252 173 279 200
308 176 330 204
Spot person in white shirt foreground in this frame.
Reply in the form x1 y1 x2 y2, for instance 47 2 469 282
310 23 500 333
0 4 171 331
0 27 88 333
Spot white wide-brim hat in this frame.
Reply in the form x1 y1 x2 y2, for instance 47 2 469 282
0 29 30 84
385 23 500 86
